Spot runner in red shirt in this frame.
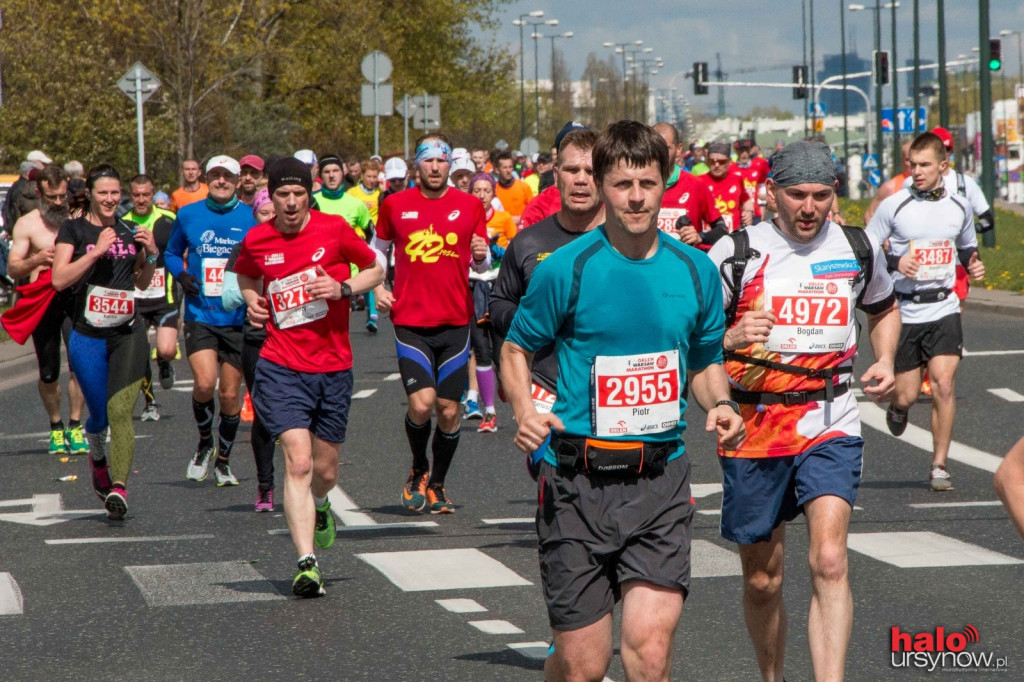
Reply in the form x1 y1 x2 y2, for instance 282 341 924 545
700 140 753 232
372 133 490 515
234 157 385 598
654 122 728 250
733 139 769 220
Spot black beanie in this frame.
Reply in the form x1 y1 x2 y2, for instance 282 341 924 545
267 157 313 195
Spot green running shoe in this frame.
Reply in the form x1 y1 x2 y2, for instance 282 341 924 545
292 557 325 598
48 429 68 455
314 500 336 549
65 425 90 455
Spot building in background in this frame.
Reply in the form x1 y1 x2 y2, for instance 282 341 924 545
818 52 871 115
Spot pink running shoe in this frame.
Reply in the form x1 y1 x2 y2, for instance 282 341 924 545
255 486 274 513
89 458 112 502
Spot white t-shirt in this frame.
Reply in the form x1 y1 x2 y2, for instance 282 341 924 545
867 187 975 324
707 220 893 458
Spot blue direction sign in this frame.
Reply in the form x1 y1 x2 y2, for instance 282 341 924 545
868 169 882 187
881 107 928 134
808 101 827 118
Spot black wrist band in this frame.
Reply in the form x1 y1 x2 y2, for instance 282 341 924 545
341 282 353 298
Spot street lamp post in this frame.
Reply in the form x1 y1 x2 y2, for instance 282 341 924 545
850 2 898 181
549 32 574 130
913 0 920 131
999 29 1023 152
513 11 544 145
633 56 662 123
890 1 899 179
840 0 850 161
604 40 644 119
938 0 948 127
979 0 994 247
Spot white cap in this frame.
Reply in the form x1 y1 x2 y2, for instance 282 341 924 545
450 157 475 175
27 150 52 164
384 157 409 180
294 149 317 166
452 147 469 161
206 155 241 176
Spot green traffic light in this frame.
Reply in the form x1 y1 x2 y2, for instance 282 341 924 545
989 58 1001 71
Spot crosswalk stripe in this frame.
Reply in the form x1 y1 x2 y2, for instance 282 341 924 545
46 534 215 545
858 402 1004 473
469 619 524 635
507 642 551 660
481 518 532 525
357 548 533 591
908 500 1004 509
328 486 377 526
691 539 743 578
963 349 1024 357
353 389 377 399
847 531 1024 568
0 573 24 616
384 373 402 381
987 388 1024 402
267 521 436 536
691 483 723 498
125 562 285 606
436 598 487 613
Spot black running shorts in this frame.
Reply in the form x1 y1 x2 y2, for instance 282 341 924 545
894 312 963 373
393 324 470 401
184 321 243 370
536 455 694 631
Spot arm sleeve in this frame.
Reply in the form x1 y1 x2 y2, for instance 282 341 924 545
163 216 187 278
505 255 567 353
221 271 244 310
687 259 726 371
489 237 524 337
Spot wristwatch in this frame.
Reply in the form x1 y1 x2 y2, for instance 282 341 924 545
340 282 353 298
715 399 741 415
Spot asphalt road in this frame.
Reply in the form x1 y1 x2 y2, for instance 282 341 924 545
1 307 1023 681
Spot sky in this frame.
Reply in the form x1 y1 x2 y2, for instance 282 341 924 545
489 0 1024 121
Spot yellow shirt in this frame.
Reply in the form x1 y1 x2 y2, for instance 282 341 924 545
346 184 381 222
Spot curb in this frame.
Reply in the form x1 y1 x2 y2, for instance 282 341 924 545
962 297 1024 319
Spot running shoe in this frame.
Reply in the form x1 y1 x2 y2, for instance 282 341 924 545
314 500 336 549
930 466 954 491
48 429 68 455
463 399 483 421
158 361 175 390
477 413 498 433
66 425 89 454
105 486 127 520
186 442 216 481
214 460 239 487
366 318 378 334
885 405 908 437
426 484 454 514
140 404 161 422
254 486 274 513
89 457 112 502
292 556 325 598
402 468 429 512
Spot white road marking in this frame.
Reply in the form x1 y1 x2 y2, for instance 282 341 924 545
697 509 722 516
0 573 24 616
963 349 1024 357
469 619 524 635
481 518 533 525
847 531 1024 568
328 486 377 526
436 598 487 613
352 389 377 399
267 521 437 536
908 500 1005 509
851 387 864 398
384 373 402 381
691 539 743 578
691 483 723 498
45 534 214 545
858 402 1004 473
507 642 550 660
357 548 533 591
0 431 50 441
988 388 1024 402
0 494 104 527
125 562 285 606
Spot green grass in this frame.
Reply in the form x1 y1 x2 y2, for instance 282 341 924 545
0 304 9 342
839 199 1024 293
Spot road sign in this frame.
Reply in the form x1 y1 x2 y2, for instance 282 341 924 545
519 137 540 158
396 98 418 119
808 101 827 118
360 51 392 84
117 61 161 103
862 154 879 171
361 83 393 117
881 107 928 134
868 169 882 187
412 94 440 130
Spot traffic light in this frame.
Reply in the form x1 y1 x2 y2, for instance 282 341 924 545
792 65 808 100
989 38 1002 71
873 50 890 86
693 62 708 95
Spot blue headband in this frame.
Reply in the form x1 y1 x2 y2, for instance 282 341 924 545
415 140 452 166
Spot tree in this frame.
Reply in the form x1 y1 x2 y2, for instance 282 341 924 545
581 53 623 130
